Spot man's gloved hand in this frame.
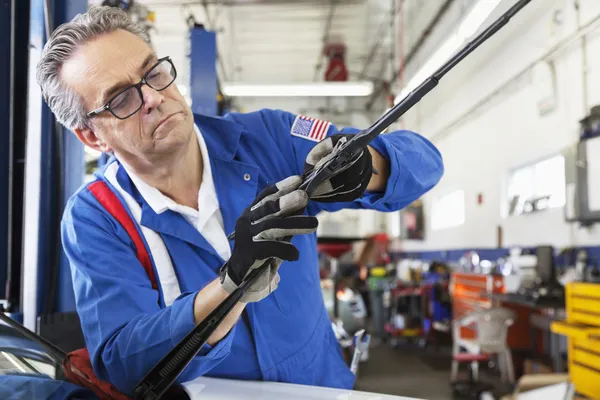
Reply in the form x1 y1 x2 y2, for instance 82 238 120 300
303 134 373 203
220 176 318 302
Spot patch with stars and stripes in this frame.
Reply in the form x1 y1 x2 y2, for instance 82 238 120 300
290 115 331 142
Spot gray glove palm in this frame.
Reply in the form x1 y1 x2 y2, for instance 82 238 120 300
220 176 318 302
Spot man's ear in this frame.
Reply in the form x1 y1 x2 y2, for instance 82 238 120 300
73 126 112 153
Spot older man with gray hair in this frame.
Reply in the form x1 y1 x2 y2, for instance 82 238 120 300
36 5 443 395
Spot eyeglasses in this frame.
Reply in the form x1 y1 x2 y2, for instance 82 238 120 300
87 56 177 120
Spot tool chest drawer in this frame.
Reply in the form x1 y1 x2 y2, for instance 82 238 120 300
551 283 600 399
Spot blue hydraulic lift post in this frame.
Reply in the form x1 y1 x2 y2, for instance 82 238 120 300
5 0 31 320
50 0 87 315
23 0 50 330
0 0 11 306
190 26 218 116
22 0 87 330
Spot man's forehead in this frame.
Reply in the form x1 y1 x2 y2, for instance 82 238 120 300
61 29 154 103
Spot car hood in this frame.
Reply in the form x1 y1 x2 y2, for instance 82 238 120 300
182 377 422 400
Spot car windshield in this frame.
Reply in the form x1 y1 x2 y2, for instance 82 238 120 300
0 322 59 378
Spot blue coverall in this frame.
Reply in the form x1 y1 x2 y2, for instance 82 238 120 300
62 109 444 394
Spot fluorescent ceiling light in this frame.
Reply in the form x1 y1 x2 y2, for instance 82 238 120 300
458 0 502 39
394 0 502 104
222 82 374 97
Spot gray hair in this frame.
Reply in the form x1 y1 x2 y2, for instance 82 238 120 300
36 6 151 130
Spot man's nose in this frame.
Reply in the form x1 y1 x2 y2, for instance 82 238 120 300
141 84 164 113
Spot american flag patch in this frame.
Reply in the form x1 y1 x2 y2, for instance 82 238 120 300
290 115 331 142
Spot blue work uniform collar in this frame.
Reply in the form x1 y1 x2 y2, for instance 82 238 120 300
193 113 243 162
100 114 259 259
192 113 261 248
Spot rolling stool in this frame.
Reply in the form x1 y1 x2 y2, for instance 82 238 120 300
451 353 494 399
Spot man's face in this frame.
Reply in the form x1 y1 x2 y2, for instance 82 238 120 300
63 29 194 164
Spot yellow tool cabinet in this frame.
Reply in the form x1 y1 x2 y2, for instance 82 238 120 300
551 283 600 399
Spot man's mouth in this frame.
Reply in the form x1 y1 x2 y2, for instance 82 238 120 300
155 113 177 130
155 112 179 131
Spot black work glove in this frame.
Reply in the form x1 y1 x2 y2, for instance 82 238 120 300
220 176 318 302
303 134 373 203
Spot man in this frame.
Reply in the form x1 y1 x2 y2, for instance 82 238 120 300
37 6 443 396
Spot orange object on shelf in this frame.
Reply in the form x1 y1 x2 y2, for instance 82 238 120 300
451 272 504 340
452 273 536 352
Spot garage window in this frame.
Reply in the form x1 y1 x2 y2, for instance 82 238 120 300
431 190 465 230
507 155 566 216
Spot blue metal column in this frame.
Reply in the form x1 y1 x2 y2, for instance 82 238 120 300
51 0 86 315
190 26 217 116
23 0 86 330
0 0 11 306
4 0 31 320
23 0 49 330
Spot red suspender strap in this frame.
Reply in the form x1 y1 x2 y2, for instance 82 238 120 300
88 181 158 290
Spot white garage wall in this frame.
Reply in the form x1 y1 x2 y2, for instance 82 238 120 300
397 0 600 251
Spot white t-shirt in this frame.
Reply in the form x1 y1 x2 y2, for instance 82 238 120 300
122 125 232 261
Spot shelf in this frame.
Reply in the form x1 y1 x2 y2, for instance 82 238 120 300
551 321 600 341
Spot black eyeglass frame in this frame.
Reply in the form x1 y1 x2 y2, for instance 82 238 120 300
86 56 177 120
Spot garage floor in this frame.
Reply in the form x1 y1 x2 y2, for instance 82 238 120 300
355 343 514 399
354 343 454 400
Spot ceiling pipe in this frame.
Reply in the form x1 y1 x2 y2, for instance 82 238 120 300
313 0 336 81
358 0 401 81
396 0 404 102
201 0 229 83
366 0 455 110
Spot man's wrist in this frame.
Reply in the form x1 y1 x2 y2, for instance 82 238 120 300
193 279 232 324
367 145 390 192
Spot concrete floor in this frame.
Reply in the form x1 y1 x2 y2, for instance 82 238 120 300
354 343 513 400
354 343 454 400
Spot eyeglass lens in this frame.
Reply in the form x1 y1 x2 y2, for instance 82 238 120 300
109 59 176 119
